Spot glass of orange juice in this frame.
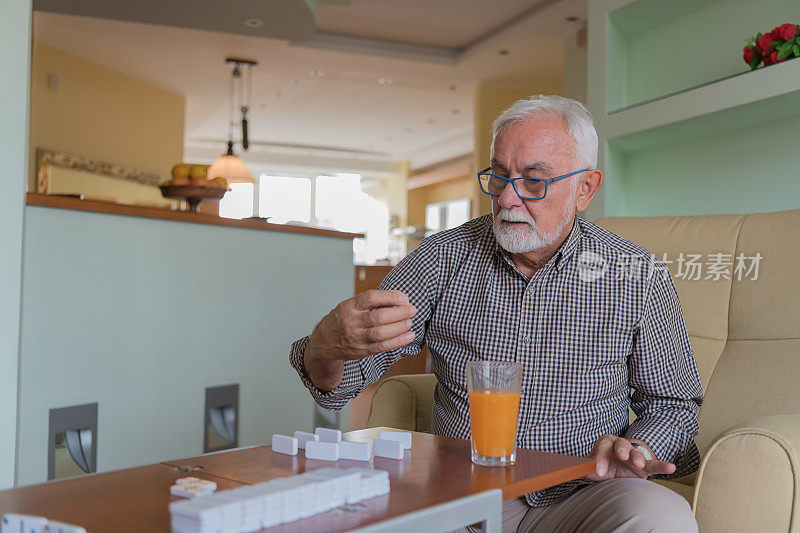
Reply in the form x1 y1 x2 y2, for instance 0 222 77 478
467 361 522 467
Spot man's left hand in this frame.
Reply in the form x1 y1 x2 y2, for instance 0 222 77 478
587 434 676 481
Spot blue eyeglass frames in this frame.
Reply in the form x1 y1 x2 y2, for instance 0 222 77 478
477 167 590 200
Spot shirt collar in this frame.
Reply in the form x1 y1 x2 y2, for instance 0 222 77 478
491 216 582 272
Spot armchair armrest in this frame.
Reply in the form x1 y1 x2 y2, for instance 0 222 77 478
694 414 800 532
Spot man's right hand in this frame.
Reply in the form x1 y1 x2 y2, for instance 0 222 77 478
304 290 418 391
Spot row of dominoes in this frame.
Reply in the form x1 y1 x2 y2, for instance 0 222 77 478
1 515 86 533
169 467 390 533
273 428 412 461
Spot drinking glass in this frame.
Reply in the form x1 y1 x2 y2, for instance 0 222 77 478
467 361 522 467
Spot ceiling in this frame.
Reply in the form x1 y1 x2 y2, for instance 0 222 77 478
33 0 586 174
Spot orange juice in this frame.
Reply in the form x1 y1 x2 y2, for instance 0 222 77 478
468 388 521 457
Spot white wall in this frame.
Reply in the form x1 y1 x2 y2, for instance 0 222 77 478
0 0 31 489
17 207 354 485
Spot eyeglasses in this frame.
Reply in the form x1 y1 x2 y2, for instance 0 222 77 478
477 167 590 200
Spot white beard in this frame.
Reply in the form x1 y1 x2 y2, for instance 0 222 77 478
493 200 575 254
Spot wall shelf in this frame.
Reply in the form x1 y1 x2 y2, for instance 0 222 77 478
588 0 800 219
606 58 800 150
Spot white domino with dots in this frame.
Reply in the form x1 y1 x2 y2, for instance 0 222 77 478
293 430 319 450
373 438 404 460
0 515 86 533
1 514 48 533
169 468 391 532
305 440 340 461
379 430 413 450
170 484 215 499
339 440 371 461
44 521 87 533
315 427 342 443
272 434 299 456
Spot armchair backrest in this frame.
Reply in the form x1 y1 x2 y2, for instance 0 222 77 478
597 208 800 455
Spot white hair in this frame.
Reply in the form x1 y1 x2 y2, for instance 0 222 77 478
491 95 598 169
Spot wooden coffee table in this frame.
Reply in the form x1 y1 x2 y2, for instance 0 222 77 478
0 428 595 532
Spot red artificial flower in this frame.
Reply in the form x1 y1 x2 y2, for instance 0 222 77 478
769 50 781 64
743 45 756 64
757 33 776 55
774 23 799 41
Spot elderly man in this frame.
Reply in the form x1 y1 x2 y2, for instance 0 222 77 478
289 95 702 532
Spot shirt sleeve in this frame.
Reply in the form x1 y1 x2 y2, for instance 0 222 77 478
624 269 704 477
288 238 440 411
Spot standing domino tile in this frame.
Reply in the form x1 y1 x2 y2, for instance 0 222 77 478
46 521 87 533
315 427 342 443
373 438 404 460
305 440 340 461
344 468 391 498
379 430 413 450
272 434 299 456
339 440 371 461
304 467 363 504
294 430 319 450
2 514 48 533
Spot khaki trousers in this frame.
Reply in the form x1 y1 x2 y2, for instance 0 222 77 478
462 478 697 533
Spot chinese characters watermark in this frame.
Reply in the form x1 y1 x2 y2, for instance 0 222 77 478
577 251 762 282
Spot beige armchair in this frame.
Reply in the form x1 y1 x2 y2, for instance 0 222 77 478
367 208 800 532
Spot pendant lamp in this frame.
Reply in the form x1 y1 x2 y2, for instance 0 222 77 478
208 58 257 183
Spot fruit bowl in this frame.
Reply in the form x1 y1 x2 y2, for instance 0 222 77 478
160 184 228 213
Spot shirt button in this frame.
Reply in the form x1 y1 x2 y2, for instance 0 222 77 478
522 336 532 345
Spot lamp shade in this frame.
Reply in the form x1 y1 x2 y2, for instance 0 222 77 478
208 154 254 183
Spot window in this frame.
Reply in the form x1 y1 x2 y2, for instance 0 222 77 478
425 198 471 233
259 176 311 224
218 183 254 219
219 171 393 264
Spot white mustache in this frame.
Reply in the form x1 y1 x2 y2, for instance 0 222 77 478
498 209 535 225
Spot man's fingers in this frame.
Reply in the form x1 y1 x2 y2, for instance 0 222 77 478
363 331 416 355
644 460 676 476
360 304 417 327
629 449 647 470
613 437 632 462
354 290 409 310
592 436 615 477
364 319 413 343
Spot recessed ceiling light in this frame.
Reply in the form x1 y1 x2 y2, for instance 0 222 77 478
244 18 264 27
426 118 436 125
448 85 458 91
498 49 510 55
566 16 579 22
378 76 394 85
275 91 282 97
309 69 325 78
452 109 460 115
290 78 301 85
406 127 414 133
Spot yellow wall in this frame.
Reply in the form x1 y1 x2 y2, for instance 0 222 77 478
473 83 560 215
407 177 473 227
406 175 473 249
29 42 184 202
379 161 409 228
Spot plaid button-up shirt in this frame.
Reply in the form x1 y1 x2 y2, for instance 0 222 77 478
289 214 703 506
